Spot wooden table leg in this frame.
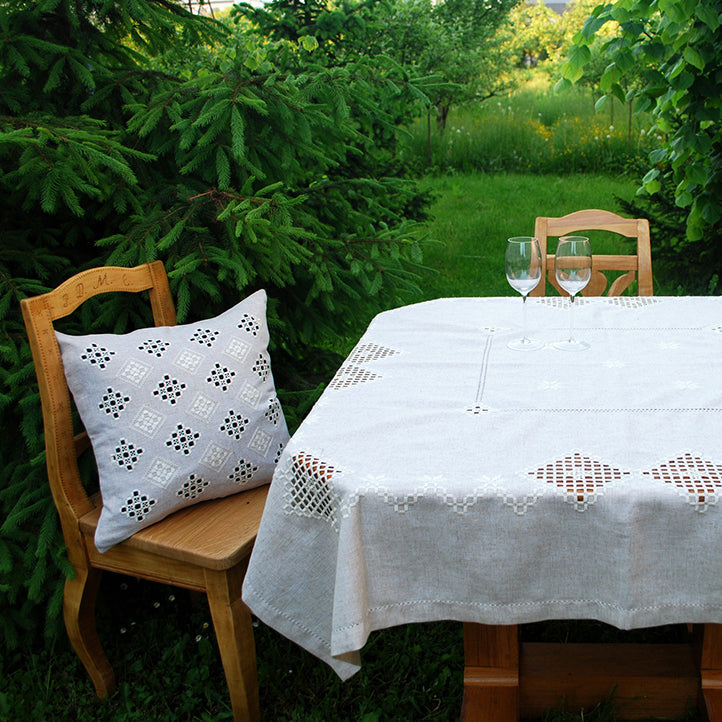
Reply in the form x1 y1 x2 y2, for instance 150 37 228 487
461 623 519 722
702 623 722 721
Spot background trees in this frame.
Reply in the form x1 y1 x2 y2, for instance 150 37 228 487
561 0 722 290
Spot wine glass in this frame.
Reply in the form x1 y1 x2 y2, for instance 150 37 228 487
505 236 543 351
553 235 592 351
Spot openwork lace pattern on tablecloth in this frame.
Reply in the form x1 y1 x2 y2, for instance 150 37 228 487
537 297 661 309
528 451 630 511
282 452 341 528
281 447 722 529
328 344 399 390
643 452 722 512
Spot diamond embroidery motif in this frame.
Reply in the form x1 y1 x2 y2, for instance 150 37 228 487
80 343 115 369
466 405 490 414
348 343 398 364
644 453 722 512
529 452 629 511
112 439 143 470
207 363 236 392
274 442 284 464
283 452 338 525
237 381 262 407
201 442 231 471
225 337 251 361
228 459 259 485
188 393 217 421
98 387 131 419
118 358 152 386
328 364 380 390
248 427 272 455
153 374 186 405
166 424 200 455
146 458 177 488
176 473 209 500
265 397 281 426
131 406 165 437
120 489 156 522
138 339 170 357
190 328 219 348
252 353 270 381
174 348 204 373
220 410 249 440
238 313 260 335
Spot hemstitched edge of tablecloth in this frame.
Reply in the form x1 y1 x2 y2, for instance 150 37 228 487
330 597 722 666
242 579 362 680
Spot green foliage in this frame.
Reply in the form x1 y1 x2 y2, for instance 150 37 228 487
559 0 722 287
0 0 433 650
400 76 651 175
237 0 520 130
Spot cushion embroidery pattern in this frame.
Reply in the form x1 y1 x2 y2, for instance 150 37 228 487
57 289 289 552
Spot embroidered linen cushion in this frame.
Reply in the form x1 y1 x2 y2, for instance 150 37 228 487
56 289 289 553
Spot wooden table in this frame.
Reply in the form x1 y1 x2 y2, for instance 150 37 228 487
462 622 722 720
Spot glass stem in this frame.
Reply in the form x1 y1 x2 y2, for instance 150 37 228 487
569 294 575 342
522 293 529 342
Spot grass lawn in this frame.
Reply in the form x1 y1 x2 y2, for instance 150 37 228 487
415 172 651 301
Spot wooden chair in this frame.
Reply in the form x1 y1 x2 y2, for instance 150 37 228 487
20 262 267 722
529 209 653 297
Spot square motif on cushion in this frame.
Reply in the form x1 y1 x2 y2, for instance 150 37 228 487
56 289 289 553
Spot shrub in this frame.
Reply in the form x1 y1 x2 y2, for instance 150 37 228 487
0 0 431 650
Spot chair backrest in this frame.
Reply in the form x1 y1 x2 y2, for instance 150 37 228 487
529 209 653 297
20 262 176 561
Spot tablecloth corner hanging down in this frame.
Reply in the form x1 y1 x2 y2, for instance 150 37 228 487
243 296 722 676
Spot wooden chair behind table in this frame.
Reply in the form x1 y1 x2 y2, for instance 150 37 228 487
529 208 654 297
20 262 267 722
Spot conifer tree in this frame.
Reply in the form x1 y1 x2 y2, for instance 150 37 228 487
0 0 432 648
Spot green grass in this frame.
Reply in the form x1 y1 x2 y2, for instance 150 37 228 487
4 576 702 721
399 75 654 175
415 172 660 301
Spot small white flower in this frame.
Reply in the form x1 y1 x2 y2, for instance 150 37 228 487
120 627 127 634
195 635 203 642
153 601 160 608
675 380 699 390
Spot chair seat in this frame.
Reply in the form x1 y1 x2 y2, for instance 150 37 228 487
79 485 268 571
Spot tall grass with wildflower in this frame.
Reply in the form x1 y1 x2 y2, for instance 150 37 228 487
401 77 655 174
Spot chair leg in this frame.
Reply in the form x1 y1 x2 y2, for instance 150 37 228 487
205 566 259 722
63 565 115 698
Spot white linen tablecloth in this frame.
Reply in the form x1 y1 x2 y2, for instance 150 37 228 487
242 296 722 679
